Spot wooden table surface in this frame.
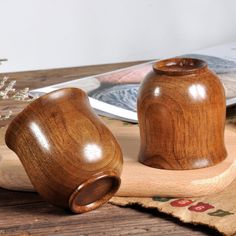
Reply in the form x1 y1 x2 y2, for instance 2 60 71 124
0 61 224 235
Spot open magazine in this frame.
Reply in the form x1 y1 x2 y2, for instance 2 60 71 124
29 42 236 123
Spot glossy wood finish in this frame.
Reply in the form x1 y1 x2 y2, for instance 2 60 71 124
0 61 224 235
5 88 123 213
1 123 236 198
138 58 227 170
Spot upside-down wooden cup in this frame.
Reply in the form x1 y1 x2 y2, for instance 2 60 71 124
5 88 123 213
138 58 227 170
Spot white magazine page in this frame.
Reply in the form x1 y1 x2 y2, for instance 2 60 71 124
29 42 236 123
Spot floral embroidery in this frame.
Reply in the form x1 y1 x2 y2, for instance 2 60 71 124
208 209 234 217
153 196 234 217
188 202 214 212
152 197 174 202
170 199 194 207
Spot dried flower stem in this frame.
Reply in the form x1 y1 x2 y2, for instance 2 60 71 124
0 61 34 121
0 111 12 120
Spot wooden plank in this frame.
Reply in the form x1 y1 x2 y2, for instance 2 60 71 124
0 189 220 236
0 61 147 90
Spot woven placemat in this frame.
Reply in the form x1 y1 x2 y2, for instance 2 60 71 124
110 124 236 236
110 177 236 236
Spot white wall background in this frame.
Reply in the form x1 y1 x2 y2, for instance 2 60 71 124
0 0 236 72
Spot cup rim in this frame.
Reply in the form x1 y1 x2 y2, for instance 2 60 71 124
5 88 86 147
153 57 207 76
69 170 121 214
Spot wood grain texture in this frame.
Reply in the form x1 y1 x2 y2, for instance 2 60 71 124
138 58 227 170
0 61 228 235
0 61 147 90
1 121 236 198
4 88 123 213
0 189 220 236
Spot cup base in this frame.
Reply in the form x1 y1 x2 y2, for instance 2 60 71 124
69 171 120 213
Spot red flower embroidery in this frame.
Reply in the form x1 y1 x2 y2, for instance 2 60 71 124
170 199 193 207
188 202 214 212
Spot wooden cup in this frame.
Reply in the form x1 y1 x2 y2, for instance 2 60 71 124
137 58 227 170
5 88 123 213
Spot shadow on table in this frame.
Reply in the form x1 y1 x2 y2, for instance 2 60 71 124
0 188 67 216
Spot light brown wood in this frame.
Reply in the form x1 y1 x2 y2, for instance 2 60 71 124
4 88 123 213
138 58 227 170
1 121 236 198
0 61 229 235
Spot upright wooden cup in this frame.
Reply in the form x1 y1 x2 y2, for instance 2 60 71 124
5 88 123 213
138 58 227 170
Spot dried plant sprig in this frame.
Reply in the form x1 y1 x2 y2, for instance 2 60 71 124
0 60 34 122
0 77 34 101
0 110 12 120
0 80 16 99
13 87 32 101
0 76 8 89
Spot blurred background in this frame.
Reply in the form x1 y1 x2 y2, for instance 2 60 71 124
0 0 236 72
